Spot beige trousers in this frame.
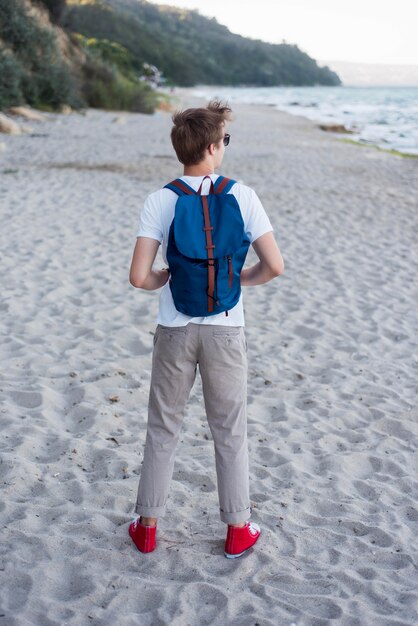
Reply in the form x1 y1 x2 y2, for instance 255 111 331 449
135 322 250 525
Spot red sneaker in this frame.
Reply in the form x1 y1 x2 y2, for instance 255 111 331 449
129 518 157 553
224 521 261 559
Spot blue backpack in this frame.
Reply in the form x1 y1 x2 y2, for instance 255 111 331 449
165 175 250 317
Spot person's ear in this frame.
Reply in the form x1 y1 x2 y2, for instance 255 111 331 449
208 143 216 156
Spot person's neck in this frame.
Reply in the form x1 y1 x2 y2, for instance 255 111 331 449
183 164 215 177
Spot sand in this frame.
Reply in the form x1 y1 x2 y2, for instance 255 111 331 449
1 93 418 626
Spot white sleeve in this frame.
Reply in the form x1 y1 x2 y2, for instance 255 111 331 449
232 185 273 243
136 192 163 242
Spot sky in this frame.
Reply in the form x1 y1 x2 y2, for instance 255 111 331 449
150 0 418 66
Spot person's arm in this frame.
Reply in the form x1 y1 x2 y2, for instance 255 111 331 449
240 231 284 286
129 237 169 290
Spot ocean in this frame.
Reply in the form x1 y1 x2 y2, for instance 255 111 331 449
191 85 418 156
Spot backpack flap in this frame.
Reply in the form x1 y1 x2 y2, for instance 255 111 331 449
173 194 245 259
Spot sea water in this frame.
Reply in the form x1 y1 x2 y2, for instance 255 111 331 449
191 85 418 156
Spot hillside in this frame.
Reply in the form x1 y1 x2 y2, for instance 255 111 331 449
0 0 341 113
0 0 159 112
0 0 82 110
63 0 341 87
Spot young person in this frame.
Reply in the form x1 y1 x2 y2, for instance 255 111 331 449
129 100 284 558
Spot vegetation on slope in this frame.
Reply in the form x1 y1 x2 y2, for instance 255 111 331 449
0 0 341 112
0 0 80 109
63 0 341 87
0 0 159 112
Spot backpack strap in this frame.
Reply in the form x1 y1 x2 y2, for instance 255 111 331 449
165 177 236 195
197 175 214 195
201 193 216 313
214 176 236 194
191 176 216 313
164 179 196 195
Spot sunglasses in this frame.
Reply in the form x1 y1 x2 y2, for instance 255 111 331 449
223 133 231 147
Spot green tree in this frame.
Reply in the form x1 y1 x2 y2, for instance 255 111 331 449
62 0 341 87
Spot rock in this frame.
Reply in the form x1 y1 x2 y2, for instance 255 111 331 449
113 116 126 124
0 142 7 152
319 123 354 134
8 106 46 122
60 104 72 115
0 113 22 135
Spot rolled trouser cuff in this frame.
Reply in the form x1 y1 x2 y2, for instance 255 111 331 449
220 506 251 525
135 503 166 518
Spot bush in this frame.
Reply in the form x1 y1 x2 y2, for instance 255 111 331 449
0 0 81 109
81 54 157 114
34 60 81 109
76 35 140 78
0 0 159 113
0 48 24 109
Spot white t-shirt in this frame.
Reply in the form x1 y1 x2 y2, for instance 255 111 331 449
136 174 273 327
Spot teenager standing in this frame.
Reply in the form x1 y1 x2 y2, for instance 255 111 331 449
129 101 284 558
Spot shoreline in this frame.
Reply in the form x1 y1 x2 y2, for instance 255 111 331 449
1 101 418 625
3 84 418 159
182 84 418 158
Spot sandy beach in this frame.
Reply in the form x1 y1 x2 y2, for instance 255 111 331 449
1 93 418 625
